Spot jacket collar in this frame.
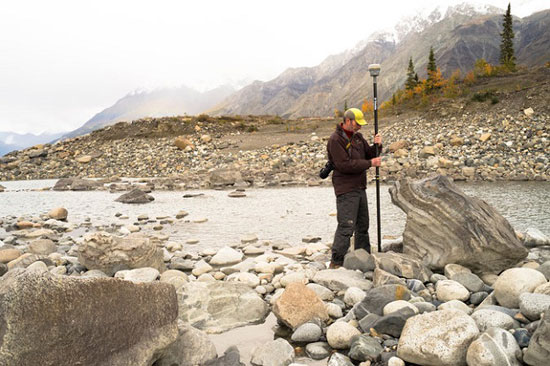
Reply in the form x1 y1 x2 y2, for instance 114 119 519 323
337 123 355 141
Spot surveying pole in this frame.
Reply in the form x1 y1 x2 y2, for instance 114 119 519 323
368 63 382 253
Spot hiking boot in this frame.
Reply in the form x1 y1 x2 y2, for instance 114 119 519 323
329 261 342 269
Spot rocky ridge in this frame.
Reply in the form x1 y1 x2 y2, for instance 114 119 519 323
0 103 548 186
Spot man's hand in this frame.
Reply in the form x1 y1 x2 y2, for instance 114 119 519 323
371 157 381 167
374 134 382 145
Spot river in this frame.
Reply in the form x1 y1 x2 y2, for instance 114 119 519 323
1 180 548 248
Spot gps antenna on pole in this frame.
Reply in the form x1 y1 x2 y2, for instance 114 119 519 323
368 63 382 253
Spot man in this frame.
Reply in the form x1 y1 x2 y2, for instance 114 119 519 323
327 107 382 268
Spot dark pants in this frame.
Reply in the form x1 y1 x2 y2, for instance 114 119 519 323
332 189 370 264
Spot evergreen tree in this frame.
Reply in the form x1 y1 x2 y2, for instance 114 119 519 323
405 57 417 90
500 3 516 71
414 73 419 84
427 47 436 74
426 46 437 90
344 100 348 111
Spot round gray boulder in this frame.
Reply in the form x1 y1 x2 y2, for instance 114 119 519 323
519 292 550 320
327 352 354 366
349 334 383 362
305 342 330 360
536 261 550 280
471 309 518 332
306 283 334 301
115 189 154 204
291 322 322 343
450 272 485 293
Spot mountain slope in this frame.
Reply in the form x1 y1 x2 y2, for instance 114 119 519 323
0 142 17 157
206 44 367 117
211 5 550 118
60 84 235 140
0 131 65 156
516 9 550 66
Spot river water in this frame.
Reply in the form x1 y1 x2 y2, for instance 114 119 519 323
1 180 549 248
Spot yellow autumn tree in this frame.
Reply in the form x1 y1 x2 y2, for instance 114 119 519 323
426 67 446 91
361 99 374 115
464 71 476 86
443 69 461 98
474 58 496 77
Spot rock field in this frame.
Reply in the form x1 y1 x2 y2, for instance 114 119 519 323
0 106 548 186
1 176 550 365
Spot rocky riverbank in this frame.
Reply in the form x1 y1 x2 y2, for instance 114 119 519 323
1 176 550 365
0 104 548 186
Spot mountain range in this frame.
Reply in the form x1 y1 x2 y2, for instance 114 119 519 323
210 4 550 118
0 131 65 156
58 84 235 140
6 3 550 149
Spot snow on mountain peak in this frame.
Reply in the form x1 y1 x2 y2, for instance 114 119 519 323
445 2 502 17
362 2 504 47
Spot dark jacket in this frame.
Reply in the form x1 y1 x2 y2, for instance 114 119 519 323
327 124 381 196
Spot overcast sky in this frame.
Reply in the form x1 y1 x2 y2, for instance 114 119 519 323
0 0 547 134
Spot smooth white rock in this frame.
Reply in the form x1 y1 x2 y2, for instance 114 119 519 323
397 309 479 366
523 228 550 246
493 268 547 308
344 287 366 307
209 246 243 266
388 356 405 366
115 267 160 283
326 303 343 318
326 322 361 349
436 280 470 302
192 259 213 277
383 300 419 316
280 272 308 287
226 272 261 288
438 299 473 315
